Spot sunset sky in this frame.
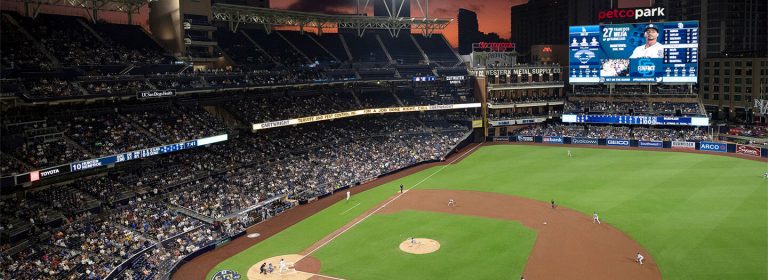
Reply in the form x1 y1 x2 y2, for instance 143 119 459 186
3 0 529 48
270 0 529 47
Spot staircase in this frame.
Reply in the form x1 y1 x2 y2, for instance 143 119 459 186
2 14 60 66
338 34 354 62
240 30 278 65
276 31 312 64
410 34 430 64
375 34 395 65
306 34 341 62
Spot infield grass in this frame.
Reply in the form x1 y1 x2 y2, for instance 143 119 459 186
312 210 536 279
208 145 768 280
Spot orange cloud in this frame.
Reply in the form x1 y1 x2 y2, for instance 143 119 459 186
271 0 529 47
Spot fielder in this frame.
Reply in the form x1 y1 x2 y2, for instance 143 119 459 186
448 198 455 207
568 150 572 157
763 171 768 179
346 190 350 201
279 258 286 273
636 252 644 265
593 212 601 224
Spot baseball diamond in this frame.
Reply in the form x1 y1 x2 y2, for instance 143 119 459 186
172 144 767 280
2 2 767 280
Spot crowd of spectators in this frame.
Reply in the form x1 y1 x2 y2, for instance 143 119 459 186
728 125 768 138
571 85 694 96
1 101 472 279
489 95 561 105
513 123 710 142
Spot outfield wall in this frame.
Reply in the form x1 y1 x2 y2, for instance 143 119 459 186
489 135 767 160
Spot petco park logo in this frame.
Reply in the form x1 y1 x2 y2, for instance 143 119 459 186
598 7 665 21
736 145 761 157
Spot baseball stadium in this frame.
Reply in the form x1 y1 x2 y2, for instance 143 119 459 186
1 0 767 280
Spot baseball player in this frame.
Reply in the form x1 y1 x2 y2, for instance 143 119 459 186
279 258 286 273
410 237 416 246
551 199 556 209
593 212 601 224
636 252 644 264
259 262 267 274
400 184 404 193
346 190 350 201
567 150 572 157
763 171 768 179
448 198 455 207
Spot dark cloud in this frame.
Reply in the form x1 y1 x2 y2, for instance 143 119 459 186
285 0 356 14
466 3 485 11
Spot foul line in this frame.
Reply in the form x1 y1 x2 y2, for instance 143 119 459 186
301 143 483 258
339 202 361 215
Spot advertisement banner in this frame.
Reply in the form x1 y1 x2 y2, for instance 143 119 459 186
543 136 564 144
472 120 483 128
137 89 176 99
253 103 482 131
606 139 630 146
517 136 535 142
571 137 599 145
698 141 727 152
735 145 761 157
671 141 695 149
638 140 663 148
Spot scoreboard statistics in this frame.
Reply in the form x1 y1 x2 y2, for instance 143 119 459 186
562 114 709 126
569 21 698 83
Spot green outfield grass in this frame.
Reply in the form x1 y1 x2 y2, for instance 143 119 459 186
312 210 535 279
208 145 768 280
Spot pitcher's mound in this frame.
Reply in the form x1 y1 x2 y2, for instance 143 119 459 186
399 238 440 254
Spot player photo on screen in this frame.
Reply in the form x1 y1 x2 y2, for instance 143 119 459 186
629 24 664 58
600 59 629 77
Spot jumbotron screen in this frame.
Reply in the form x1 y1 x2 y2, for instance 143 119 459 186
569 21 698 84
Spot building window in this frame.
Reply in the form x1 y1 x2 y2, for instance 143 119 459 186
714 69 720 75
714 77 720 83
704 85 710 91
724 78 729 84
735 86 741 92
703 93 710 99
735 69 742 75
746 78 752 84
704 77 709 83
705 62 710 67
746 87 752 93
714 86 719 92
736 61 742 67
725 62 730 67
724 94 730 101
724 86 730 92
735 78 741 84
725 69 730 75
713 94 719 100
715 62 720 67
747 61 752 67
734 95 742 101
704 69 710 75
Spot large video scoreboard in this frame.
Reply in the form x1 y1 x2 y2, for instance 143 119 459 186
569 21 699 83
